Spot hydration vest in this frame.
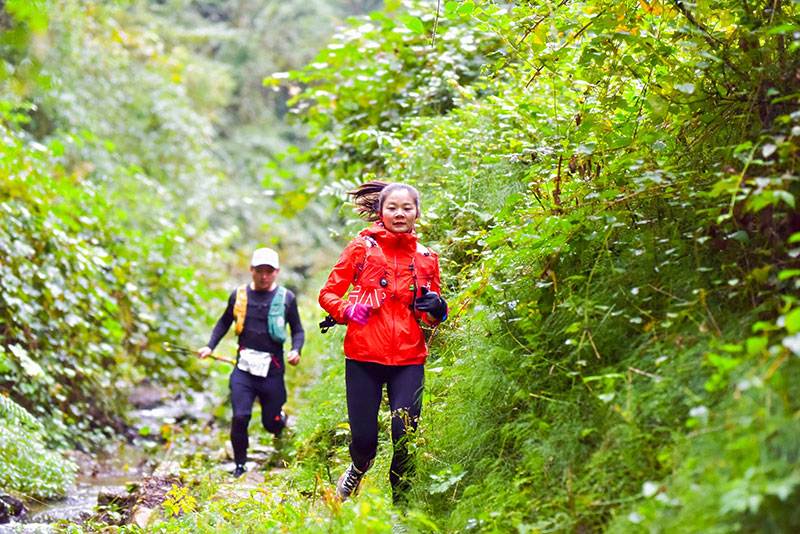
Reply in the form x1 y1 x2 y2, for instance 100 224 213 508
346 234 439 310
233 284 288 342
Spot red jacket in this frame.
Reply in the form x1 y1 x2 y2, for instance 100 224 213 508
319 223 443 366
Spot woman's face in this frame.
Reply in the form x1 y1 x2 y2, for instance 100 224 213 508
381 189 419 233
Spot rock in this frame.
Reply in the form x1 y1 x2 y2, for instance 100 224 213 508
0 494 26 524
129 506 154 529
127 381 171 410
152 461 182 478
97 486 137 509
94 463 180 526
248 443 278 463
126 390 217 439
133 476 181 509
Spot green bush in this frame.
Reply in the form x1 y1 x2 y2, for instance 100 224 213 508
0 393 77 498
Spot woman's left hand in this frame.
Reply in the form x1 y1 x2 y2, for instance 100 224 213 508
287 350 301 366
415 287 448 319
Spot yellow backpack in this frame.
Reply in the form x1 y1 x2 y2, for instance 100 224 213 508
233 284 288 342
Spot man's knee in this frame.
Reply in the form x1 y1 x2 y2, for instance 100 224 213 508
232 414 251 430
261 411 285 435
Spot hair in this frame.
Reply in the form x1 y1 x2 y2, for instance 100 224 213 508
347 181 420 222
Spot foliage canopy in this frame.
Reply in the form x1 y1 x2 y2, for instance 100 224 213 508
2 0 800 532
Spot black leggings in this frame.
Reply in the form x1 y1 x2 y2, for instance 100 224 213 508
345 359 424 491
229 367 287 465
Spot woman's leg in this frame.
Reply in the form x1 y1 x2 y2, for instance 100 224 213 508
345 359 385 471
386 364 425 501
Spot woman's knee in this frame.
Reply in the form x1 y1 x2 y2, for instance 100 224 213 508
350 432 379 457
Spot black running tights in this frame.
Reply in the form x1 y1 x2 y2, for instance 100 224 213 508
345 359 424 491
229 367 287 465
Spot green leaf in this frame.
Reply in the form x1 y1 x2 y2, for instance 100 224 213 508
745 336 768 356
766 23 800 35
675 83 695 94
49 140 65 156
706 353 741 372
9 344 45 378
457 1 475 16
773 190 796 209
785 308 800 334
778 269 800 281
729 230 749 243
400 15 425 34
565 321 582 334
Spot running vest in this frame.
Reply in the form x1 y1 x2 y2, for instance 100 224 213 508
347 234 438 309
233 285 288 342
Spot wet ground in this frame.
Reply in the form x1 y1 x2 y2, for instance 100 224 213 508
1 385 293 533
1 385 292 533
1 442 147 533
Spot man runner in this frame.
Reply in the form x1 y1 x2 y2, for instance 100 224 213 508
198 247 305 478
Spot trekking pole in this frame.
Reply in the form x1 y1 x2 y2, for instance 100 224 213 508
163 342 236 365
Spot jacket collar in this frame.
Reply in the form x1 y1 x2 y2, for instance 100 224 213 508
360 222 418 249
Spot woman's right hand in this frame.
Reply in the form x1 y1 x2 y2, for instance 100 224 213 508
344 303 373 325
197 346 212 359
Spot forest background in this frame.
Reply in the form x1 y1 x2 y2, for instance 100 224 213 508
1 0 799 533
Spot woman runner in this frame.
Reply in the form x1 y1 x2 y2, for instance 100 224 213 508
319 181 448 504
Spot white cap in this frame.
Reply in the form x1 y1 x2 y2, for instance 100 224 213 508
251 247 279 269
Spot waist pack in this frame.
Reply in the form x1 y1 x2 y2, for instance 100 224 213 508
237 348 273 377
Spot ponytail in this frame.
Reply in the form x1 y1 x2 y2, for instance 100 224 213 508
347 181 420 222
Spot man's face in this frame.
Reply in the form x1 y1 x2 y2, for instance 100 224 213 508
251 264 279 291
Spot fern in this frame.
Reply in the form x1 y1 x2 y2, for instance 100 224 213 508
0 391 76 499
0 391 43 431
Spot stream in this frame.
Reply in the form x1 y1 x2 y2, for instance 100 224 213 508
2 387 220 533
1 443 147 534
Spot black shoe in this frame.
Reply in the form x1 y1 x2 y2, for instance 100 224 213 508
232 463 247 478
336 461 371 501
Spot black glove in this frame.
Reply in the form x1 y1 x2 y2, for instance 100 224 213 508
415 287 448 319
319 314 339 334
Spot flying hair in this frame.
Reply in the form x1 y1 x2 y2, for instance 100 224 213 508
347 181 420 222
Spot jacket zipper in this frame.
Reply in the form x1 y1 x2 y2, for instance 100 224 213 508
392 239 398 365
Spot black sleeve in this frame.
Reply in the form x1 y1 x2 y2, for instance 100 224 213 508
285 290 305 354
207 290 237 349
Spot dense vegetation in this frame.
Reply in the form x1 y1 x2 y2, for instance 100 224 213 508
2 0 799 532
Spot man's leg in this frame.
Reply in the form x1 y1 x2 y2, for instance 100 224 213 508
229 368 257 467
256 374 288 436
386 363 424 504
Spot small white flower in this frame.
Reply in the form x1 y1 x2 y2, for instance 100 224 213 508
782 333 800 357
628 512 645 524
642 481 659 497
689 405 709 425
